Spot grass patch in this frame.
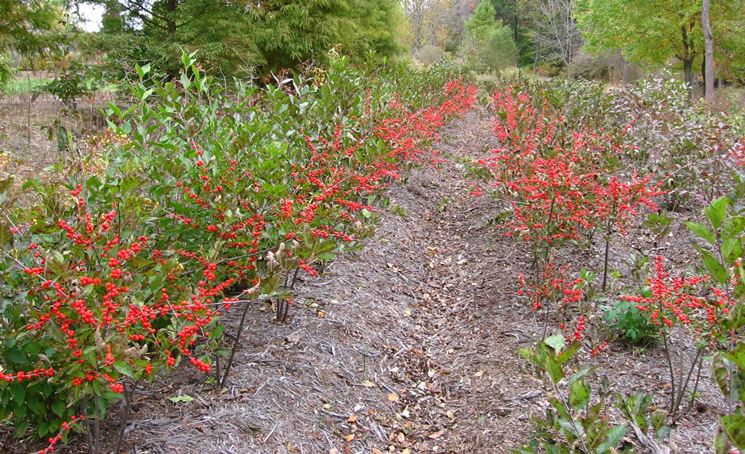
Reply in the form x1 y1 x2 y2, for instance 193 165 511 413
1 76 51 95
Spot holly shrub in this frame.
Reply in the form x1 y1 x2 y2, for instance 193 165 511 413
0 53 477 451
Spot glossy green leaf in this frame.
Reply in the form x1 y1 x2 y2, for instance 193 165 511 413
702 250 729 284
569 379 590 410
544 334 566 352
685 221 716 246
706 197 730 230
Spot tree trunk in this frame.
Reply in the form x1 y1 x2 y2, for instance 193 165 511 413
702 0 715 102
166 0 178 34
683 58 694 92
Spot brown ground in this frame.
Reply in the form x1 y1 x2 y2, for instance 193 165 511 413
0 91 110 183
4 106 727 454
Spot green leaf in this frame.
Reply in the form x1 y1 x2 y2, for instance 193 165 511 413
52 400 66 418
557 342 581 365
135 64 150 80
702 250 729 284
558 418 584 438
685 221 716 246
722 238 743 264
14 420 28 438
568 367 592 385
653 411 671 440
113 361 134 378
569 379 590 410
545 355 565 384
27 395 44 415
723 216 745 238
38 420 50 438
4 348 28 365
604 423 628 448
721 414 745 448
9 383 25 405
168 394 194 404
544 334 566 352
706 197 730 230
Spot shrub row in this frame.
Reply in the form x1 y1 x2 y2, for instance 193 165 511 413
0 54 477 451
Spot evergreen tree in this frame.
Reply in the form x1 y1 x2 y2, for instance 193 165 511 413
0 0 65 86
86 0 403 78
460 0 516 71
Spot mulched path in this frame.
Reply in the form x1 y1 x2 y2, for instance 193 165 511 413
6 107 724 454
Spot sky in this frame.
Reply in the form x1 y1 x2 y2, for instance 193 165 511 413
74 2 105 32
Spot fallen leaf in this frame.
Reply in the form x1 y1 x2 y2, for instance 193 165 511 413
387 392 399 402
347 415 357 424
428 430 444 439
344 434 355 442
396 432 405 443
168 394 194 404
361 380 375 388
372 449 383 454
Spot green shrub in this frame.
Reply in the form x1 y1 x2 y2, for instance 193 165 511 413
603 300 660 347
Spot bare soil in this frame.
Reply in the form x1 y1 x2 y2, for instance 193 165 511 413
4 107 726 454
0 92 110 183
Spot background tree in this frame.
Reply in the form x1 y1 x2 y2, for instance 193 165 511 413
0 0 65 85
702 0 714 102
81 0 404 78
711 0 745 84
0 0 65 54
489 0 536 65
402 0 459 53
529 0 581 66
575 0 700 87
460 0 517 71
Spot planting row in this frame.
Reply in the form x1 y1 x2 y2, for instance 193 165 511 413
0 55 477 452
478 78 745 452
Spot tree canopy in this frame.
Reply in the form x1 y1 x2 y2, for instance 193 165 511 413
0 0 64 55
460 0 517 71
83 0 405 77
575 0 745 85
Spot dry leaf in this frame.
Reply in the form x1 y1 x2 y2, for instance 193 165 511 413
344 434 355 442
387 392 399 402
396 432 405 443
372 449 383 454
428 430 445 439
361 380 375 388
347 415 357 424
